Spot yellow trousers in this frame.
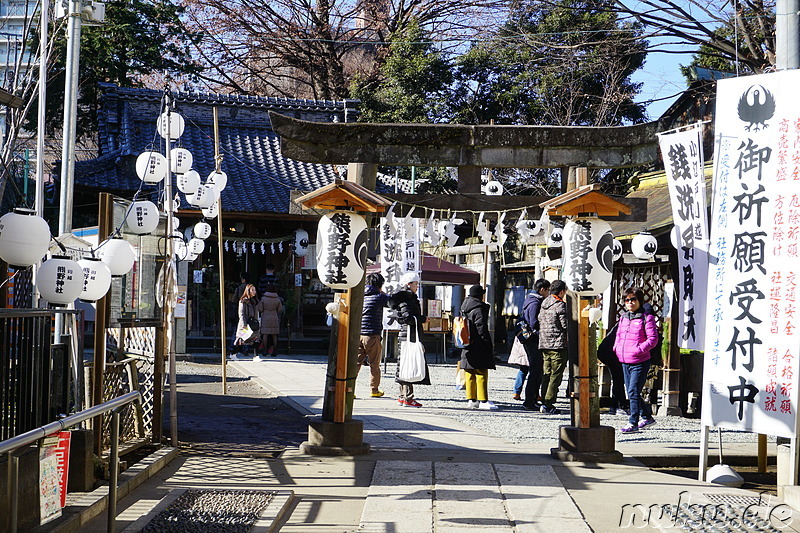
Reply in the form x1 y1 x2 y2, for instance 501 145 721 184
464 369 489 401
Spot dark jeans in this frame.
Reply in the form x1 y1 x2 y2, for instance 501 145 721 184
523 341 545 408
622 360 651 425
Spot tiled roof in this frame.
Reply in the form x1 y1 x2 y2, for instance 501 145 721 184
73 84 360 214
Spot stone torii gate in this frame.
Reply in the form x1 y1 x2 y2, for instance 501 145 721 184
270 112 661 456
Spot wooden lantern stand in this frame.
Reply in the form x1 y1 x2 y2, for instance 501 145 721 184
541 185 630 463
294 179 391 455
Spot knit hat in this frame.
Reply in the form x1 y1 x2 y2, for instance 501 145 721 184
400 272 420 286
469 285 486 297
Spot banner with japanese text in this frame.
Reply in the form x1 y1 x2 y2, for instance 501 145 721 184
380 214 420 330
659 124 709 350
703 71 800 437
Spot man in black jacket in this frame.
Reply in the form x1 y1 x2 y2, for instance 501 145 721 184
521 278 550 411
358 273 389 397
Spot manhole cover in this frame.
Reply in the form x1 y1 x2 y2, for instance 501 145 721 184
703 493 767 507
141 489 275 532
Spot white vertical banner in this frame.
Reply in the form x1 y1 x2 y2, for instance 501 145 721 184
659 124 709 350
380 214 420 330
703 71 800 438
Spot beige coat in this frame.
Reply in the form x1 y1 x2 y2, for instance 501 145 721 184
256 292 283 334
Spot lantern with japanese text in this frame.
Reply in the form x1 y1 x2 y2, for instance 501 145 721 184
97 238 136 276
632 231 658 260
194 221 212 240
77 257 112 302
316 211 367 289
294 228 309 256
125 200 160 235
177 170 201 195
0 208 51 268
135 151 168 183
562 215 614 296
170 148 193 174
37 256 84 306
157 111 185 140
202 202 218 219
188 237 205 255
207 170 228 191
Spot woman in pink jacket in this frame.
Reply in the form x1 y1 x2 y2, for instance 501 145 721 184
613 288 659 434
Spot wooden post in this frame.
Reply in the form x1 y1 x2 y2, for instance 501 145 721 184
212 107 228 394
578 306 591 428
334 292 350 422
93 192 112 454
758 434 768 473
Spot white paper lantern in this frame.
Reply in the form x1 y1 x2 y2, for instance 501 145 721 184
562 216 614 296
294 228 309 257
37 256 83 306
189 184 217 208
157 111 185 140
185 252 198 262
97 238 136 276
527 220 541 236
177 170 201 195
135 151 168 183
172 216 180 229
0 208 51 267
194 221 212 240
612 239 623 262
170 148 193 174
632 231 658 260
174 239 188 260
316 211 368 289
125 200 160 235
207 170 228 191
484 180 503 195
188 237 205 255
163 195 180 213
670 225 681 249
202 202 218 219
546 225 563 248
77 257 112 302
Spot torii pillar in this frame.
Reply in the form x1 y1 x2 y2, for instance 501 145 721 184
271 112 658 460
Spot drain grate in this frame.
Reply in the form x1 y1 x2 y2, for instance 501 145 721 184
658 500 792 533
141 489 275 533
703 493 769 507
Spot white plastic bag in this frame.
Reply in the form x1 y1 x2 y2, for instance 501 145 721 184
398 322 426 383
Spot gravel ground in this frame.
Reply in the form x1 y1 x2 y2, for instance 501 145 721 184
141 489 273 533
178 356 765 449
352 358 766 447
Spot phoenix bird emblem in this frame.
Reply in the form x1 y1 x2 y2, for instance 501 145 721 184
737 85 776 131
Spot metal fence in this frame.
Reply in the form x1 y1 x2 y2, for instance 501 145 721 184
0 309 77 441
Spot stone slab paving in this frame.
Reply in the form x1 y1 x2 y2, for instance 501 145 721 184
357 461 590 532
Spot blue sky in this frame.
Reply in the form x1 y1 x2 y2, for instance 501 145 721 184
632 48 696 120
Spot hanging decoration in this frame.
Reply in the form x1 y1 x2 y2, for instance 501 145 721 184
135 151 168 184
207 170 228 191
562 215 614 296
475 212 492 245
193 221 212 240
202 202 219 219
157 111 185 140
37 256 84 306
0 208 51 268
316 211 368 289
77 257 112 302
177 170 201 195
494 212 507 246
98 238 136 276
631 231 658 260
260 243 265 254
188 238 205 255
294 229 309 256
170 148 193 174
125 200 160 235
484 179 503 195
612 238 624 262
546 224 563 248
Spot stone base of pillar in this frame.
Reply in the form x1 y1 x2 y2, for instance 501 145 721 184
550 425 623 463
299 417 370 456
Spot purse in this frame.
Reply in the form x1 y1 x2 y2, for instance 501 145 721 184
398 318 426 383
514 317 535 344
247 317 260 332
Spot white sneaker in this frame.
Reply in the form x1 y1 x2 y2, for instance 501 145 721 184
466 400 480 409
253 356 262 362
479 401 498 410
228 354 239 361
